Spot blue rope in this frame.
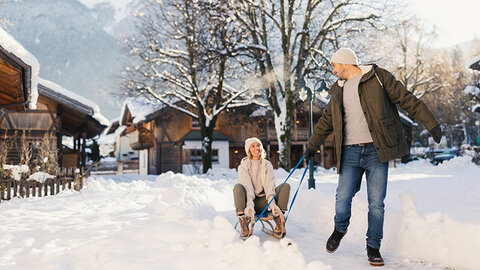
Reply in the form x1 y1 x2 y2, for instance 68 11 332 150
285 161 309 222
254 155 305 223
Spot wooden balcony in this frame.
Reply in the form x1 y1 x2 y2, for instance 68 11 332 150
257 127 310 142
0 110 54 130
129 128 154 150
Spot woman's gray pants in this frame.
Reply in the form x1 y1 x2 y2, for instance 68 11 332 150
233 183 291 214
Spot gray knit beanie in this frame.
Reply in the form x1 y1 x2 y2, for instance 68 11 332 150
330 48 359 65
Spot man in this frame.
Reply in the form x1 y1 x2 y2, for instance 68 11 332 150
305 48 441 266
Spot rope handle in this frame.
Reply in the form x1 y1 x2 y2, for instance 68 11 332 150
255 154 306 223
285 161 309 222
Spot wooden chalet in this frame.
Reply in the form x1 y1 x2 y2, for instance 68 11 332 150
117 96 338 174
0 43 36 111
0 27 108 173
119 97 182 174
36 79 108 170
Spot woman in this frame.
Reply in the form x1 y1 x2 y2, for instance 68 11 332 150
233 137 290 239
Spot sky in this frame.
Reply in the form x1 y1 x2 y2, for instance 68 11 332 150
408 0 480 48
76 0 479 49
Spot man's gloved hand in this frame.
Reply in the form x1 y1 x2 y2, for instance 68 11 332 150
429 125 442 144
304 147 317 160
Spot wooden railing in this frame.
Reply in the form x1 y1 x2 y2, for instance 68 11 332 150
0 172 82 202
89 160 139 175
257 128 310 141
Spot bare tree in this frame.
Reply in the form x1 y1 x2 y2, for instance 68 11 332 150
387 17 442 99
230 0 382 169
36 132 58 175
0 131 13 178
465 59 480 104
418 49 471 147
19 130 33 169
123 0 263 173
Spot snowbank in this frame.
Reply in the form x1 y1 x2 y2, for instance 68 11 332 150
27 172 55 183
0 157 479 269
396 193 480 269
2 164 29 180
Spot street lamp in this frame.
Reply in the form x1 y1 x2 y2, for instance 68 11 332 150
297 78 329 189
476 120 480 146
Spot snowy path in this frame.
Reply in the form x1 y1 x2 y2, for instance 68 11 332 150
220 213 447 270
0 157 479 269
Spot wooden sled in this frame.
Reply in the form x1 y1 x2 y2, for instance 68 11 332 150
235 211 277 239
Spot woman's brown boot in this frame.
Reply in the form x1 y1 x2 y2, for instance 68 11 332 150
273 213 286 239
239 215 250 238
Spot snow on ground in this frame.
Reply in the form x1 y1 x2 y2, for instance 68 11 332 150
0 157 479 269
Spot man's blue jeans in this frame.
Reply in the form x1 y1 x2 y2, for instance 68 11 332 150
334 144 388 249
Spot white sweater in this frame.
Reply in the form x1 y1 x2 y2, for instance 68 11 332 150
342 72 373 145
237 157 276 208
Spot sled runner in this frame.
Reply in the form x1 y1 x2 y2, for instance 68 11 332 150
235 211 277 240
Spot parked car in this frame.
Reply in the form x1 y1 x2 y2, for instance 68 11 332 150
405 155 421 162
425 149 445 160
431 148 459 165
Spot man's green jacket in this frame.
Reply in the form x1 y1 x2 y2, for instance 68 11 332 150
307 64 439 173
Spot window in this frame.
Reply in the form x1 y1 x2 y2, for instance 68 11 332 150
191 119 216 129
212 149 219 163
188 149 219 164
234 116 240 125
189 149 202 163
192 119 200 129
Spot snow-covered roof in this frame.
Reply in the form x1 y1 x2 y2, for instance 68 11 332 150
103 117 120 135
0 26 39 109
97 132 115 145
38 78 109 126
467 54 480 70
250 107 268 117
464 85 480 96
120 96 166 125
115 125 127 136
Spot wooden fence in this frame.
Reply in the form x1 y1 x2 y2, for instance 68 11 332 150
0 172 82 202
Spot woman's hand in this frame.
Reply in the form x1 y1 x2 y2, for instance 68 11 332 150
244 205 255 220
268 201 282 217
